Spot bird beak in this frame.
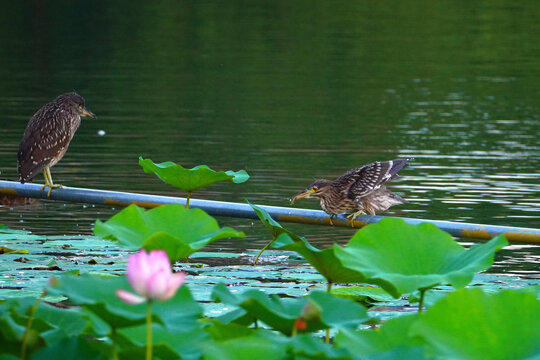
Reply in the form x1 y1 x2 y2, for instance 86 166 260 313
290 189 315 204
82 107 96 118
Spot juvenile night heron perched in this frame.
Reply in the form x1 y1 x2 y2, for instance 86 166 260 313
17 92 96 197
291 159 412 224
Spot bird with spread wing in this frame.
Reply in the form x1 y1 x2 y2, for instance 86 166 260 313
291 159 412 224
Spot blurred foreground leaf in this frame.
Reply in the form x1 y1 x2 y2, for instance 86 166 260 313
411 288 540 360
47 273 202 331
212 283 368 336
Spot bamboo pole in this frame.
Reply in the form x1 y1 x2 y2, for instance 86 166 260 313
0 180 539 243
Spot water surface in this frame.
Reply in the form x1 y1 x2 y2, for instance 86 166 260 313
0 1 538 277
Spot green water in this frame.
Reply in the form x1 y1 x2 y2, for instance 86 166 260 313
0 1 538 276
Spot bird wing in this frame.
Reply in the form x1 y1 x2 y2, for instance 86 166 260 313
18 108 73 181
339 159 410 199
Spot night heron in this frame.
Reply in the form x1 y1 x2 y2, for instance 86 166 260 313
17 92 96 197
291 159 412 224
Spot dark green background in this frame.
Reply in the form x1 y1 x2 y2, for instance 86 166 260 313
0 1 538 275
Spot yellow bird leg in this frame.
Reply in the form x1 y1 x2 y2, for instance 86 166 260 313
40 166 62 197
329 215 336 226
346 210 366 227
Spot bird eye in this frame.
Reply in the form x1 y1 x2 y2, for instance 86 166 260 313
79 104 83 109
312 186 319 191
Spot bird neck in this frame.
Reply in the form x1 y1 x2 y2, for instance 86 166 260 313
317 183 346 214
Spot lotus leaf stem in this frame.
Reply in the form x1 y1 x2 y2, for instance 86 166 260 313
254 240 273 265
20 295 42 360
111 327 119 360
186 191 191 209
418 289 427 313
146 300 153 360
325 282 333 343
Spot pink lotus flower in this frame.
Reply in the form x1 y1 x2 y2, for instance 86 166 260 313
116 250 186 304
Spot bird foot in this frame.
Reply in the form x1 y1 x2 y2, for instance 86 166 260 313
40 184 63 198
346 210 366 227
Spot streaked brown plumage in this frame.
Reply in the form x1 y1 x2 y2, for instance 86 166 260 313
291 159 412 224
17 92 96 196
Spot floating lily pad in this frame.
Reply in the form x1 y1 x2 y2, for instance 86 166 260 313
334 218 508 298
0 224 45 241
139 157 249 192
331 286 395 304
411 288 540 360
94 204 244 262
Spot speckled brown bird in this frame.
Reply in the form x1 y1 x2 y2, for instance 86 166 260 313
291 159 412 224
17 92 95 196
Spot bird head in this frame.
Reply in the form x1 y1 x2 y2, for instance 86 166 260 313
57 92 96 118
291 179 334 204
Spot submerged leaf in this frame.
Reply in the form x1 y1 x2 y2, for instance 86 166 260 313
94 204 244 261
139 157 249 192
334 218 508 297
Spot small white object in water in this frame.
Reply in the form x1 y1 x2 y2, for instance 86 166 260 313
97 130 106 136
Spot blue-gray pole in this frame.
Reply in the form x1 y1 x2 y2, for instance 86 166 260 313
1 180 539 243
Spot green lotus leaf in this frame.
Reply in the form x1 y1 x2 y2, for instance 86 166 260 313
331 286 395 304
117 325 208 360
203 319 256 341
411 288 540 360
250 203 367 283
286 334 353 360
211 283 368 336
0 298 48 357
249 202 307 264
31 336 110 360
249 202 303 242
94 204 244 261
201 336 288 360
139 157 249 192
247 201 308 265
273 233 367 285
335 314 427 359
334 218 508 297
46 273 202 330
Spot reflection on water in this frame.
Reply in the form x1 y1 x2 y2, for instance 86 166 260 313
0 1 538 277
